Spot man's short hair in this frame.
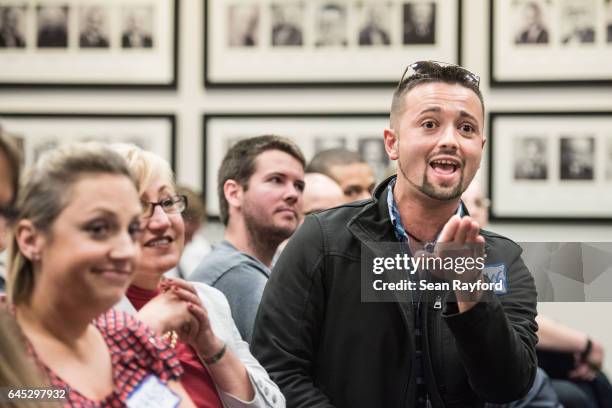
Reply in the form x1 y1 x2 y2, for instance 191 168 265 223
218 135 305 226
390 62 485 128
0 130 22 204
306 148 365 179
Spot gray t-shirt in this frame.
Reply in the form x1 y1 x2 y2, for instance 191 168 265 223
189 240 270 343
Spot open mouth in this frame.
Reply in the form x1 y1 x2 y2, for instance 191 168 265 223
429 158 461 175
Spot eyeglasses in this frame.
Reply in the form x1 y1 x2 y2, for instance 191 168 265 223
397 60 480 91
141 195 188 218
0 204 18 224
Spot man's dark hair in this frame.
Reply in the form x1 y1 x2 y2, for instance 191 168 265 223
390 63 484 128
0 130 22 205
306 148 365 180
218 135 305 226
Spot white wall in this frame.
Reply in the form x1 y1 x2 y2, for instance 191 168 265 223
1 0 611 370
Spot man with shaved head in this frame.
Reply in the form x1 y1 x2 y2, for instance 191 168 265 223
307 148 375 202
301 172 344 218
253 61 537 407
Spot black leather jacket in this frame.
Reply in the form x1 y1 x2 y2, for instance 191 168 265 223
252 179 538 408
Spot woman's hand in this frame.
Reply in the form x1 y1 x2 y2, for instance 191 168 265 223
161 279 224 357
136 286 198 341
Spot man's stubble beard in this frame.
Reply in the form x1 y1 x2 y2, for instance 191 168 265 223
243 203 296 256
397 156 464 201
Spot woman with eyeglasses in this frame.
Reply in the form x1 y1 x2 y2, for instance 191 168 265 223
8 143 196 407
113 144 284 408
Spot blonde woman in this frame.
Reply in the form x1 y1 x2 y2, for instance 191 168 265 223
8 144 195 407
113 144 284 408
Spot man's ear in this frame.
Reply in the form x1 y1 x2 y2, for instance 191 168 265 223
478 137 487 170
14 219 45 262
223 179 243 211
383 128 399 161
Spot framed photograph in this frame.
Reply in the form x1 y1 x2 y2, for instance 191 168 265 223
204 0 462 87
0 113 176 169
490 0 612 86
0 0 178 88
488 111 612 222
203 113 390 216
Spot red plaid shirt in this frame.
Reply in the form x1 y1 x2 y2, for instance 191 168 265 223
31 309 184 407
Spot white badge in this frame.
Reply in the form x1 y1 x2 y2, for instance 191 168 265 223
483 263 508 295
126 375 180 408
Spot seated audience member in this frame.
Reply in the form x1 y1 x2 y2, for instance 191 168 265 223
272 172 344 263
462 180 611 408
0 131 21 293
114 144 284 408
537 316 612 408
306 148 375 202
0 309 61 408
8 143 195 406
190 136 305 343
0 133 56 408
166 186 211 279
301 173 344 218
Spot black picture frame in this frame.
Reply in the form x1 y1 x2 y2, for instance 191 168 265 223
490 0 612 87
0 112 176 169
0 0 179 89
487 111 612 222
202 112 390 217
204 0 462 88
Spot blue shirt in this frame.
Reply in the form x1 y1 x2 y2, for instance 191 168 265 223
189 240 270 343
386 176 462 244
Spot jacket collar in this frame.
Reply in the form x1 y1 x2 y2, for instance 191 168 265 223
347 175 473 247
347 176 400 247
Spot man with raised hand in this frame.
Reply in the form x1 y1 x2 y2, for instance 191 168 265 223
252 61 538 408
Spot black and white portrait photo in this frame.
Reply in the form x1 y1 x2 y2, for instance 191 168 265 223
514 0 550 44
315 2 348 47
36 5 69 48
228 4 259 47
357 3 391 46
121 6 154 48
358 137 389 182
271 3 303 46
403 2 436 45
514 136 548 180
0 6 26 48
560 0 595 45
314 136 346 153
560 136 595 180
79 6 110 48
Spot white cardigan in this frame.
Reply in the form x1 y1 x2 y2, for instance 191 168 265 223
114 281 285 408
